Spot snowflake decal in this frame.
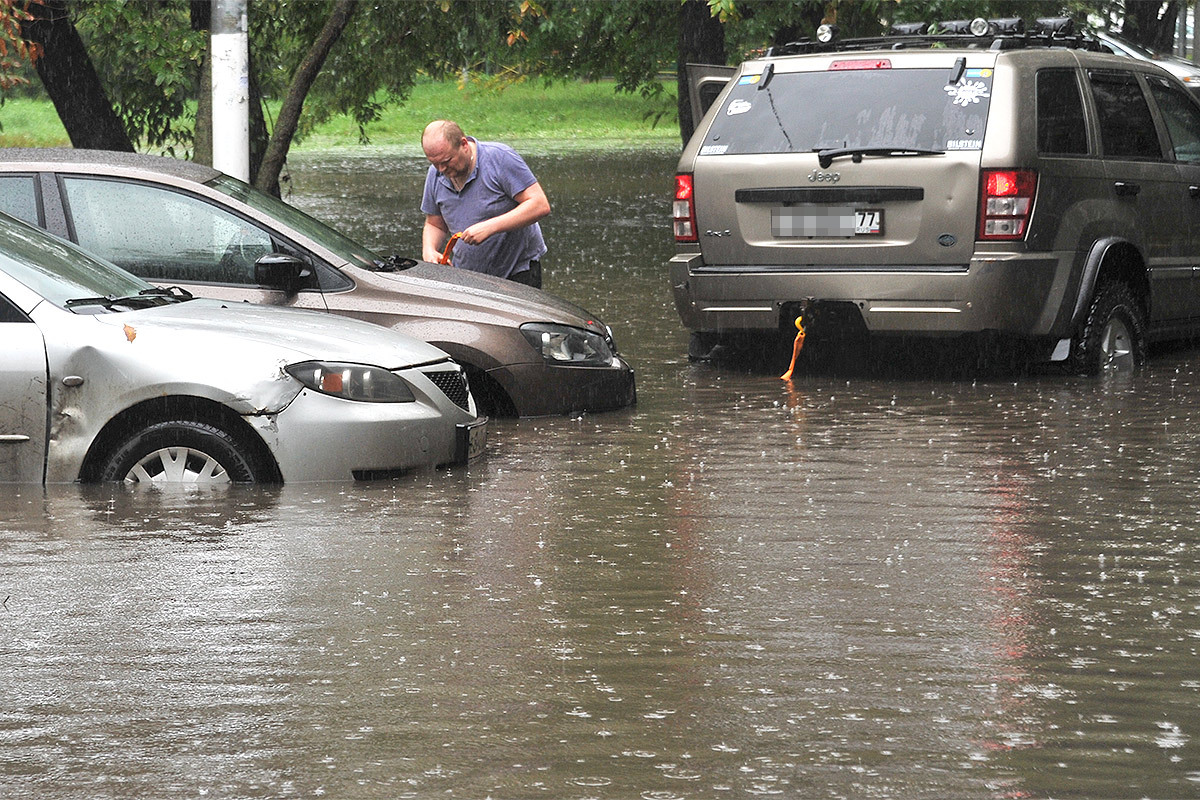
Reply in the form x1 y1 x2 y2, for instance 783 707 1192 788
944 79 990 107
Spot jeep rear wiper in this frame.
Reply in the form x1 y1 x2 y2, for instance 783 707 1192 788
815 146 945 169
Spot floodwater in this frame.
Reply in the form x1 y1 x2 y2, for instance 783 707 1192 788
4 147 1200 799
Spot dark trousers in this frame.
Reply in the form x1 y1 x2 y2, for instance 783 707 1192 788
509 259 542 289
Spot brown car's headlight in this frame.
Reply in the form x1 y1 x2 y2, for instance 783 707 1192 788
286 361 416 402
520 323 614 367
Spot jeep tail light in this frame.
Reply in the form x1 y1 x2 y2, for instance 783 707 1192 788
673 173 698 243
979 169 1036 240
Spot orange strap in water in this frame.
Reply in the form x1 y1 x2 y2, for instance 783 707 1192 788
438 232 463 265
779 316 806 381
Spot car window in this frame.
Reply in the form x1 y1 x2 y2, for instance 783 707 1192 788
0 214 149 309
0 175 40 226
1037 68 1089 155
1147 76 1200 164
1088 70 1163 160
61 176 275 285
0 291 31 323
699 66 992 155
209 175 382 270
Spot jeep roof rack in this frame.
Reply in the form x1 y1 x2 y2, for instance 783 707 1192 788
765 17 1103 57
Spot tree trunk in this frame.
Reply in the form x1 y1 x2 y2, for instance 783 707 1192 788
677 0 725 145
20 0 133 151
1124 1 1179 52
192 0 213 165
254 0 357 194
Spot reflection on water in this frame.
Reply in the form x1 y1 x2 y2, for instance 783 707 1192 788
3 148 1200 798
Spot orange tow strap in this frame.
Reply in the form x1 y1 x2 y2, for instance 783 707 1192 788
438 232 463 265
779 315 806 381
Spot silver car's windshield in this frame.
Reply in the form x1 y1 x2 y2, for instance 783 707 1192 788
208 174 383 269
0 213 150 309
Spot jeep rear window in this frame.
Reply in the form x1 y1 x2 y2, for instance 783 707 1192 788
700 67 992 156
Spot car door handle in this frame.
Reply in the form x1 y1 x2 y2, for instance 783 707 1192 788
0 434 31 443
1113 181 1141 197
1190 185 1200 199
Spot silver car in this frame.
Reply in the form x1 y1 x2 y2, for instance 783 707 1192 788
0 212 486 484
0 148 636 417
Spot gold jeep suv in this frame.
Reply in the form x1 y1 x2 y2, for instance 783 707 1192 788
671 17 1200 374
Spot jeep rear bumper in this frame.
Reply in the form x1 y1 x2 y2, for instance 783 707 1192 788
670 250 1074 338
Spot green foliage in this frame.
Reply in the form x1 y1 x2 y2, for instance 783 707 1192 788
74 0 205 154
2 0 1168 156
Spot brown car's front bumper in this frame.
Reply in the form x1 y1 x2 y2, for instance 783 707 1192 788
492 357 636 417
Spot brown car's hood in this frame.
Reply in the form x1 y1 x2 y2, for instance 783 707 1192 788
356 260 613 338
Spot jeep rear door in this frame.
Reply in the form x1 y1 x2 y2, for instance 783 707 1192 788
1145 73 1200 321
1088 68 1195 322
688 55 993 270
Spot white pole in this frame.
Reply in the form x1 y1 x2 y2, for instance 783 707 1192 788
210 0 250 181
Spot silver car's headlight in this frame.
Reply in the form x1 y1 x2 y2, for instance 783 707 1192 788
520 323 614 367
286 361 416 402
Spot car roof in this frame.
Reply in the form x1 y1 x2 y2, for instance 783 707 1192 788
0 147 221 184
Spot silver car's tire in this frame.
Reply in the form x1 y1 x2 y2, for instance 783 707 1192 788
1071 282 1146 376
98 420 268 484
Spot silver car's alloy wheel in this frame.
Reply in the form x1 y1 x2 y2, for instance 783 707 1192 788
124 446 231 484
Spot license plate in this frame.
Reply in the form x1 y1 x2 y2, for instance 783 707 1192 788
455 417 488 463
773 207 884 237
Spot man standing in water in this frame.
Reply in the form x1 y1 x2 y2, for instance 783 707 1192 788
420 119 550 288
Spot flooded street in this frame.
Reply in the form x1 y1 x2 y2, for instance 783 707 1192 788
4 146 1200 798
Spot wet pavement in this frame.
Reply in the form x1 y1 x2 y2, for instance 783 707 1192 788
3 147 1200 798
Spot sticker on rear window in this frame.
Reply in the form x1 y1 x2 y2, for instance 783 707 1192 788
944 79 991 107
737 74 761 86
700 144 729 155
946 139 983 150
727 99 752 116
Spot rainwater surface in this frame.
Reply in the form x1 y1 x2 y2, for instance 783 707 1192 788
3 147 1200 799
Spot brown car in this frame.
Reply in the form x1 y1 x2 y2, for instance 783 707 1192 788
0 148 635 417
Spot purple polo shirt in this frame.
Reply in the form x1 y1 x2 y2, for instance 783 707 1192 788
421 139 547 278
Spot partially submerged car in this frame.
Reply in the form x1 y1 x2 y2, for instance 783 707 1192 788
0 148 635 417
671 17 1200 375
0 211 486 484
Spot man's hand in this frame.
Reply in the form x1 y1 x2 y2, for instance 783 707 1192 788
460 182 551 246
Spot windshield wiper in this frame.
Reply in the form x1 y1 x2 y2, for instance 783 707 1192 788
815 146 945 169
371 254 418 272
66 286 194 310
139 285 194 301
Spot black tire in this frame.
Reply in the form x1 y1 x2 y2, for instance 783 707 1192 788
687 331 722 362
1070 281 1146 376
97 419 271 484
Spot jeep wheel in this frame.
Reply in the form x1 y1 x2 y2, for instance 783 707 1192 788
98 419 272 484
1071 282 1146 376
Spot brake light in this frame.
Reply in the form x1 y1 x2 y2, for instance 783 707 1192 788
829 59 892 70
673 173 698 243
979 169 1036 240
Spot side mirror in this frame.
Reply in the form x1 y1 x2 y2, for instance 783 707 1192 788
255 253 312 294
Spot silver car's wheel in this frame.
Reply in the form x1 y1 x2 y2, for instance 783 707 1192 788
125 446 231 484
97 419 273 484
